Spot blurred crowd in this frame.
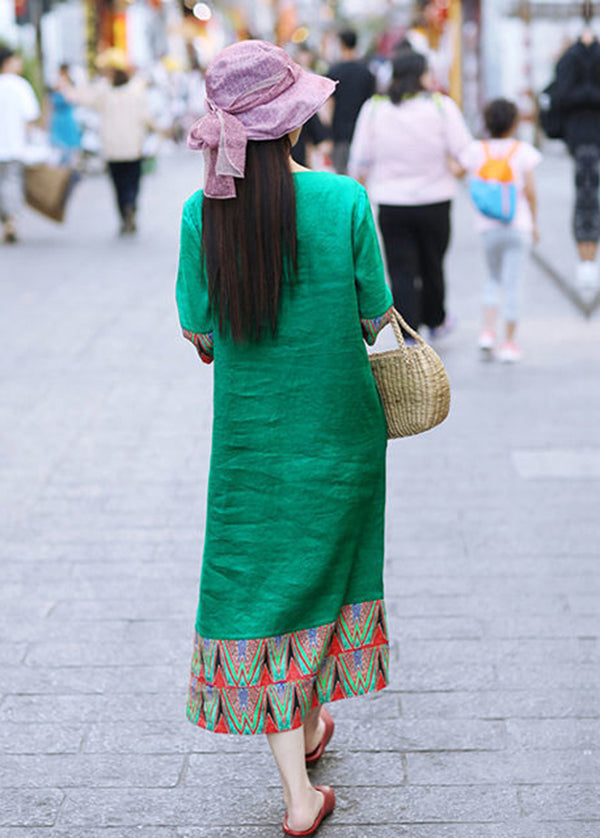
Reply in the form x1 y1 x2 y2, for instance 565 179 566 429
2 15 600 361
0 42 209 237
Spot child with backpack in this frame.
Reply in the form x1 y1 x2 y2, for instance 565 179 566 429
456 99 541 362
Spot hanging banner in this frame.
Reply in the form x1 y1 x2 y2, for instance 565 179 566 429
14 0 52 26
448 0 462 105
113 10 127 53
14 0 29 24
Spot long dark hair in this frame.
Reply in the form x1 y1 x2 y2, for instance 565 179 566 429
388 51 428 105
201 135 298 343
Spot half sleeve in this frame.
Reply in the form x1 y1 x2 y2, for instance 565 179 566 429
352 185 393 322
442 96 473 160
176 203 214 362
348 100 374 181
21 78 40 122
520 143 542 172
456 140 481 175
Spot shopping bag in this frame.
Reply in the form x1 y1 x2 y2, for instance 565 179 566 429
538 81 565 140
24 164 76 223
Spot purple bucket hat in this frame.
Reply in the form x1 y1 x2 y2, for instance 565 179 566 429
187 40 336 199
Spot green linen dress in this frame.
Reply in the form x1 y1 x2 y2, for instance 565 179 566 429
176 171 393 735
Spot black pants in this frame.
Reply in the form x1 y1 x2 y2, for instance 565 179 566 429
107 159 142 221
573 144 600 243
378 201 451 331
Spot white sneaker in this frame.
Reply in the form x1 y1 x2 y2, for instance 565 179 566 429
576 260 600 296
497 341 523 363
478 330 495 350
478 330 495 360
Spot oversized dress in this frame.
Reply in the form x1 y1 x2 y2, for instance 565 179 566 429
176 171 394 735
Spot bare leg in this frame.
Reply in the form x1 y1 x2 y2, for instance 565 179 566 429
482 305 498 335
267 727 324 832
505 321 517 342
303 705 325 755
577 241 598 261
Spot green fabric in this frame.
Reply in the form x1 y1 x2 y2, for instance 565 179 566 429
176 171 393 640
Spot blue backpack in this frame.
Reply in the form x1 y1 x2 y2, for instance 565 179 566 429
468 141 520 223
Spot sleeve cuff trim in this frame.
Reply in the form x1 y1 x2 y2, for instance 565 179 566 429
182 328 214 364
360 305 393 345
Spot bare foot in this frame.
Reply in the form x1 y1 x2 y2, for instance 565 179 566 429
286 787 323 832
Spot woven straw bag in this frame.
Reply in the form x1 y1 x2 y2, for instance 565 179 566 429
369 308 451 439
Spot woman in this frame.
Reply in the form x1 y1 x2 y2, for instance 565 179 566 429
551 20 600 294
74 50 150 235
349 50 472 336
48 64 81 166
176 40 393 836
292 45 332 170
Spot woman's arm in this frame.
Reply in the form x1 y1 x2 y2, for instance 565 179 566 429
447 155 467 179
182 329 214 364
352 184 394 337
441 95 472 151
66 77 108 109
361 307 393 344
176 199 215 359
523 169 539 245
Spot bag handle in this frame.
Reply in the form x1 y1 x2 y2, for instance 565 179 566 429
506 140 520 161
388 307 427 358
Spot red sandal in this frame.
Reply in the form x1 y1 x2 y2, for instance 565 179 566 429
283 785 336 836
305 708 335 765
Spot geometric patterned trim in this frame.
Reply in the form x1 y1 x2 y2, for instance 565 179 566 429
182 328 214 364
186 599 389 735
361 305 393 345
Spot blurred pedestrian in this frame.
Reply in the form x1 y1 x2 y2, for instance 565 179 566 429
457 99 541 363
293 45 331 169
349 49 471 336
48 64 82 166
292 113 330 169
147 56 185 146
551 8 600 294
177 40 393 836
0 44 40 244
180 53 206 139
327 29 375 174
73 49 151 235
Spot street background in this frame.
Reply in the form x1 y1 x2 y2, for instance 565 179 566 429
0 146 598 835
1 0 597 145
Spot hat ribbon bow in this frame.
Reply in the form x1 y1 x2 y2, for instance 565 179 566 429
187 64 299 199
187 101 247 199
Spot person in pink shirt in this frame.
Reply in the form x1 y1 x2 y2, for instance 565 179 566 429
349 49 472 337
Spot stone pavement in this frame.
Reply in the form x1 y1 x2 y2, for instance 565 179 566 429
0 150 599 837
